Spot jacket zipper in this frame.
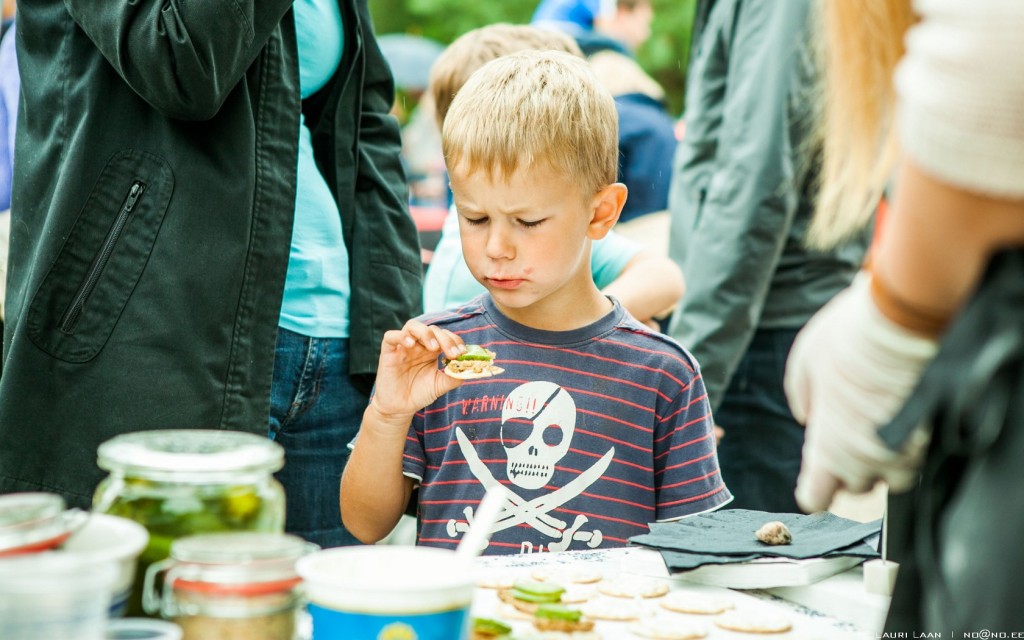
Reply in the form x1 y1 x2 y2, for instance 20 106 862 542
58 180 146 334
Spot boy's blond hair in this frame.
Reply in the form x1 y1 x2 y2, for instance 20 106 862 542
442 50 619 199
428 24 583 129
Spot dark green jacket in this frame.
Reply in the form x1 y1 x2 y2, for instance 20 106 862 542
667 0 869 410
0 0 422 506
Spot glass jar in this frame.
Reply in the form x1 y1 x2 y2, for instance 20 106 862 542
93 430 286 617
0 492 87 557
143 532 316 640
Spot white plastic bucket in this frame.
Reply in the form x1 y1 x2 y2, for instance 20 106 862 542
0 552 118 640
61 513 149 617
296 546 475 640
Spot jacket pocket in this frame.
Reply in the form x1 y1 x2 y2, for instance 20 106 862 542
27 149 174 362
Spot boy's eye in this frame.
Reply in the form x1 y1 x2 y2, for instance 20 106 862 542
462 216 487 226
518 218 545 228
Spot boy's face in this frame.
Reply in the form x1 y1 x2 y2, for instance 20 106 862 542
449 163 620 330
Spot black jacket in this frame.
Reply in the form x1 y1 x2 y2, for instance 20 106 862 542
0 0 422 506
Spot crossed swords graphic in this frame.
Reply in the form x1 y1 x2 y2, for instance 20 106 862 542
446 427 611 551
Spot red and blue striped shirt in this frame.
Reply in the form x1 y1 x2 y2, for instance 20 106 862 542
403 295 732 555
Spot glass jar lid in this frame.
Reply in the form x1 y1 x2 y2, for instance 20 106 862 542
166 532 317 595
97 429 284 481
0 493 86 556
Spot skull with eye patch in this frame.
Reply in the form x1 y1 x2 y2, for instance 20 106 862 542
501 381 577 490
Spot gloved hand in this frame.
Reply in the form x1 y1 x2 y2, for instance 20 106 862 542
785 272 939 512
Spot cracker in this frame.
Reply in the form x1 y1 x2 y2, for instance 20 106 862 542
596 576 670 599
496 587 540 615
559 584 598 604
494 602 535 622
629 618 708 640
516 632 603 640
531 566 604 585
477 572 519 590
580 597 644 621
658 591 734 615
714 610 792 634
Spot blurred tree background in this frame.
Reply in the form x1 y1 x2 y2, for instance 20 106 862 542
369 0 699 118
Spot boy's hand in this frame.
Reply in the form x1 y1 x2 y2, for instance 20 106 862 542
371 320 468 424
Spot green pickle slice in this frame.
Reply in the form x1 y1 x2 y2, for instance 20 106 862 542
511 580 564 603
534 603 583 622
472 617 513 636
457 345 494 361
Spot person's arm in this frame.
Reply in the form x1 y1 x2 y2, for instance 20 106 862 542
873 161 1024 325
785 0 1024 513
341 402 417 543
786 159 1024 512
601 250 685 327
340 319 465 542
64 2 294 120
668 0 811 410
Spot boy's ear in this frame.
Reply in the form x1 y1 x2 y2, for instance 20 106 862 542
587 183 628 240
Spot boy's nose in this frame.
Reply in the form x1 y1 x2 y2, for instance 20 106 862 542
484 228 515 260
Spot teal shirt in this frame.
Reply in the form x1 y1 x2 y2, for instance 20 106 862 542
280 0 350 337
423 206 639 312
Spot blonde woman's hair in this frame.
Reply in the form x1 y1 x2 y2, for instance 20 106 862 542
809 0 917 249
442 50 619 199
428 24 583 129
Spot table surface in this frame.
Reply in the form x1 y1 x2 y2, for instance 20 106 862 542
471 546 886 640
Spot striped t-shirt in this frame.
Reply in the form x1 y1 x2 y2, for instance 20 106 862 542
403 295 732 555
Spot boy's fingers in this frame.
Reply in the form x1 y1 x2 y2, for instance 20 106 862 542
381 329 409 351
399 320 447 351
430 326 466 359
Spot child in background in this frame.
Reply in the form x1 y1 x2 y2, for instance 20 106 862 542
341 50 731 554
422 23 683 329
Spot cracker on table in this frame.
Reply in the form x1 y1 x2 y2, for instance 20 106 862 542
596 576 670 599
531 565 604 585
533 616 596 634
493 602 535 621
515 632 603 640
559 584 598 604
580 596 644 621
714 609 792 634
658 591 735 615
629 618 708 640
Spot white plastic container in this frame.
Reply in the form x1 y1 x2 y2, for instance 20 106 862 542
0 492 87 556
0 552 118 640
61 513 150 617
297 546 476 640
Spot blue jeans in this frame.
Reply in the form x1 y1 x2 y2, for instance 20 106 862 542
269 327 366 548
714 328 804 514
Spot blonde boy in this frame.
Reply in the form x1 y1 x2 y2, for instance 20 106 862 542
422 23 685 326
341 51 730 553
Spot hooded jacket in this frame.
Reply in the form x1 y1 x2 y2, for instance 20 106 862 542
667 0 869 410
0 0 422 506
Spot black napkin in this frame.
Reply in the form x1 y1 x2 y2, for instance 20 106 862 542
657 539 878 572
629 509 880 570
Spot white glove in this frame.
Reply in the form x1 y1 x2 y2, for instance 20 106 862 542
785 273 939 512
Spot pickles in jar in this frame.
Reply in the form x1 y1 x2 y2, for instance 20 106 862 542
97 477 285 617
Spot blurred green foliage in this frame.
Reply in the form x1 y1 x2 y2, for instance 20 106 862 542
369 0 699 117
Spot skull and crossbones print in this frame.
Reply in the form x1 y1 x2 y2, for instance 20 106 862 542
447 381 614 552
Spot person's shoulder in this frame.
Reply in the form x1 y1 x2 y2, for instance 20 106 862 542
603 313 702 376
418 295 489 329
